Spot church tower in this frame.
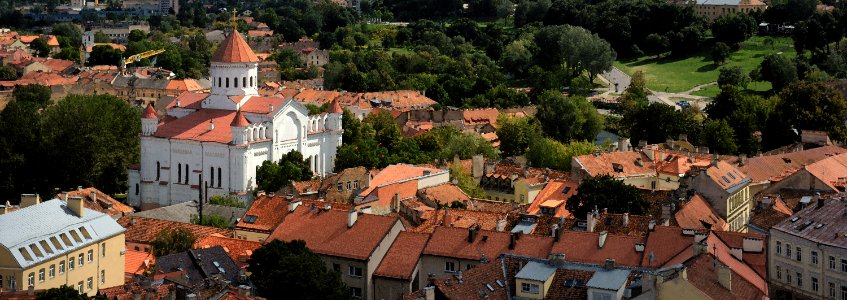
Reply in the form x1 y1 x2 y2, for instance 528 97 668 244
141 103 158 136
204 25 260 110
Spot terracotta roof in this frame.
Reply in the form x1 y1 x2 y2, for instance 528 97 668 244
801 152 847 191
18 35 38 43
165 79 204 91
235 194 291 233
154 109 243 143
211 30 259 63
333 90 437 110
573 151 654 177
641 226 692 269
418 183 470 205
143 103 157 118
328 98 343 113
359 164 446 198
551 230 644 267
527 180 577 218
703 160 750 192
749 203 791 231
230 110 250 127
238 95 288 114
268 207 400 260
685 253 766 300
674 194 728 231
99 283 174 300
291 179 321 194
247 30 273 37
57 187 134 217
124 249 154 275
429 258 508 300
373 232 430 280
422 226 553 261
194 234 262 268
117 215 232 244
590 213 654 237
363 180 419 208
413 208 508 233
463 108 500 127
45 35 59 47
712 230 768 278
40 58 74 72
167 92 209 109
737 145 847 183
293 90 341 104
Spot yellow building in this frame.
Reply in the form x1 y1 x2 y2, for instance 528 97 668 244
0 197 126 296
694 0 767 22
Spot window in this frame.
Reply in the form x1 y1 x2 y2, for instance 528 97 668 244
185 164 189 184
87 277 92 290
242 77 246 88
101 243 106 257
786 272 792 284
831 256 837 269
235 77 239 88
842 286 847 300
8 275 15 290
78 253 84 266
27 272 33 287
101 270 105 284
796 247 802 261
776 241 781 254
776 266 781 280
813 277 819 292
210 166 215 187
135 184 139 195
786 244 792 257
830 282 836 298
69 257 75 270
250 76 253 87
156 161 160 181
59 261 65 274
812 251 818 265
77 281 83 293
217 168 222 188
347 181 351 190
217 77 221 87
38 269 44 282
337 182 343 192
332 263 340 272
350 287 362 299
348 266 362 277
87 250 93 262
797 272 802 287
226 77 229 88
49 265 55 278
466 264 474 270
445 262 456 272
842 259 847 272
592 292 613 300
178 163 182 182
354 180 359 189
521 282 540 294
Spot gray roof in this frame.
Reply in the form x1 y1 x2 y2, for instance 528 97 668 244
586 269 630 291
111 76 171 90
515 261 557 282
132 202 246 226
773 197 847 248
156 246 241 288
511 221 536 234
695 0 743 5
0 199 125 269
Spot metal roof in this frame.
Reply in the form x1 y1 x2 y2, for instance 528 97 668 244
515 261 557 282
586 269 630 291
0 199 125 269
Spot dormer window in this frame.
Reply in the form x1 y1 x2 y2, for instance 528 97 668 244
612 163 624 173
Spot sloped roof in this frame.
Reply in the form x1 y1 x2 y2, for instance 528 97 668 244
685 253 766 300
230 110 250 127
802 152 847 191
132 202 245 226
359 164 446 198
56 187 134 217
704 160 750 192
738 145 847 183
526 180 578 218
142 103 157 119
551 230 645 267
422 226 553 261
153 109 240 144
124 249 155 275
211 30 259 63
573 151 655 177
674 194 728 231
418 183 470 205
194 234 262 268
117 215 231 244
373 232 430 280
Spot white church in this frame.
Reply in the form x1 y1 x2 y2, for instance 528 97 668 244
127 28 343 209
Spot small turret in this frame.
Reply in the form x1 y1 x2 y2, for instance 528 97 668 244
231 110 250 145
326 99 343 131
141 103 158 136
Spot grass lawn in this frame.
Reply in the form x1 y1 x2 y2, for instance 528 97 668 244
615 36 795 94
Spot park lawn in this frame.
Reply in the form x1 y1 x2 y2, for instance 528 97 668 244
690 81 773 98
615 36 795 94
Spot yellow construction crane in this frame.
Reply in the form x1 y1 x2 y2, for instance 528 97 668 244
121 49 166 69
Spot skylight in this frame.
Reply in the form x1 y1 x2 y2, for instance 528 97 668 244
486 284 495 291
728 172 736 180
243 215 258 224
495 280 504 287
790 217 801 223
722 176 730 183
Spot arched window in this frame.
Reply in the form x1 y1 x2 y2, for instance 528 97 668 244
155 161 160 181
177 163 182 183
242 77 246 87
135 184 139 195
184 164 189 184
250 76 254 87
217 77 221 87
217 167 222 188
210 166 215 187
225 78 229 88
234 77 239 88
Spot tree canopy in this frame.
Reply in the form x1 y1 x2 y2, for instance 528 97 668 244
248 240 348 300
256 151 313 193
566 175 648 218
535 91 603 143
152 227 197 257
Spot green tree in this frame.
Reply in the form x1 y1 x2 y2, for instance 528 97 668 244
30 38 50 57
36 285 91 299
717 66 751 88
536 91 604 143
52 47 81 64
711 42 731 65
13 84 52 106
706 86 772 154
342 109 363 145
248 240 347 300
525 138 595 171
711 13 757 47
151 227 197 257
128 29 146 43
40 94 139 195
643 33 670 58
764 81 847 148
496 114 541 157
0 65 16 80
52 23 82 48
87 45 123 66
449 163 487 198
534 25 616 81
701 119 738 154
566 175 648 218
619 71 649 112
256 151 313 193
334 137 389 171
363 110 402 150
191 213 231 229
757 54 798 91
623 102 701 144
208 194 246 208
93 31 112 43
501 39 533 77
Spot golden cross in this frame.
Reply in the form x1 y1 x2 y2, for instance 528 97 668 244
230 8 238 30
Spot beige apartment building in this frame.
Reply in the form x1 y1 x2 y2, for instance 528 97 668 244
770 196 847 300
689 160 752 232
0 196 126 296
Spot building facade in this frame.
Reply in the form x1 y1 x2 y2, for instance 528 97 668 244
127 28 342 209
688 161 752 232
0 198 126 296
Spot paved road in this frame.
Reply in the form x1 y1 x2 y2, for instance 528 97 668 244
600 67 631 93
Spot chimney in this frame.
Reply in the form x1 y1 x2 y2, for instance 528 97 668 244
20 194 41 208
423 286 435 300
360 206 372 214
587 211 597 232
742 237 764 252
347 208 357 228
496 219 506 232
623 213 629 227
551 224 560 240
2 200 9 214
468 225 478 243
693 241 708 255
509 232 516 249
288 199 302 212
661 205 672 221
393 193 401 212
175 99 181 107
598 231 608 248
67 196 84 217
89 190 97 203
443 208 453 227
209 120 215 131
648 220 656 231
237 285 251 297
548 253 566 267
717 264 732 291
817 196 826 209
268 104 274 112
604 258 615 271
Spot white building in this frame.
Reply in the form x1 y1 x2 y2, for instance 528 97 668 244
127 28 342 210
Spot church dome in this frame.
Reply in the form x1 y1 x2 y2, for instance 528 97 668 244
211 30 260 63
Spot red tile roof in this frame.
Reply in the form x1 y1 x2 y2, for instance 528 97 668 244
712 230 768 278
268 207 401 260
153 109 240 144
418 183 470 205
640 226 692 268
737 145 847 183
802 152 847 191
674 194 728 231
526 180 578 218
685 254 766 300
211 30 259 63
167 92 208 109
422 226 552 261
573 151 654 177
359 164 446 198
143 103 157 119
99 283 174 300
428 258 508 300
704 160 749 191
551 230 645 267
235 194 291 233
463 108 500 127
328 99 343 113
124 249 154 275
230 110 250 127
165 79 204 92
238 95 288 114
194 234 262 268
413 208 508 233
40 58 74 73
373 232 430 279
57 187 134 217
117 216 232 244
